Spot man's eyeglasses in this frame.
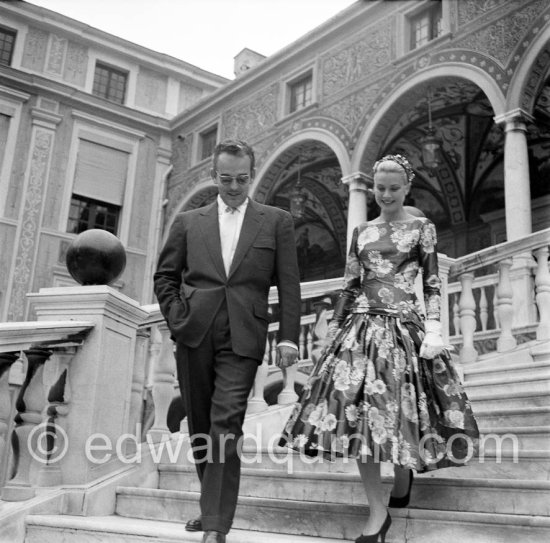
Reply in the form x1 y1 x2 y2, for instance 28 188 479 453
215 171 250 186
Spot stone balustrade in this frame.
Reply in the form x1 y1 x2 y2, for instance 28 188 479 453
448 227 550 364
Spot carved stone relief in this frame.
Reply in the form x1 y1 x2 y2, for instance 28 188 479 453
457 0 504 27
321 20 393 98
454 0 548 67
21 26 48 72
46 34 67 76
64 41 88 87
322 84 387 136
8 129 53 321
223 84 278 140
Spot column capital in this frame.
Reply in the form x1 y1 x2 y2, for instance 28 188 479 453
341 171 373 191
494 108 534 130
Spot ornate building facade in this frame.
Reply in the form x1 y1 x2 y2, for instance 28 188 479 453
167 0 550 284
0 1 227 321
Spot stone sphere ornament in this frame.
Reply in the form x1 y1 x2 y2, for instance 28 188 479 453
66 229 126 286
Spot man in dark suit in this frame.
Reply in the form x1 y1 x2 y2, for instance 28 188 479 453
154 140 301 543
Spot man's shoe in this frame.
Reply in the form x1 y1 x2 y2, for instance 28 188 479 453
185 517 202 532
202 531 226 543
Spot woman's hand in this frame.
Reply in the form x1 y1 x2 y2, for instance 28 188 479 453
419 320 445 359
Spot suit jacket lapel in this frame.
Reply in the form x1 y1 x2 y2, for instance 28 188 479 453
228 200 265 279
198 201 226 279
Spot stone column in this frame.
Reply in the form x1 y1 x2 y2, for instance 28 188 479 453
494 109 533 242
342 172 372 249
494 109 537 325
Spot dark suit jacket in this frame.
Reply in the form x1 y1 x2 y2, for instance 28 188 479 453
153 199 301 361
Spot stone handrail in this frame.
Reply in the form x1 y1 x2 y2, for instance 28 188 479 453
449 227 550 277
0 321 94 352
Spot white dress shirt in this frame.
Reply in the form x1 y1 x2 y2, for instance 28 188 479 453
218 195 248 275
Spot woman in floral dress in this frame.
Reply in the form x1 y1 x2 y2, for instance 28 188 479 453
279 155 479 543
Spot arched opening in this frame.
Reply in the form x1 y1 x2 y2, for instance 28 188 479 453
359 77 505 256
257 140 347 281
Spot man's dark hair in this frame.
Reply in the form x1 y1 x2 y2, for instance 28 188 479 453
212 139 255 171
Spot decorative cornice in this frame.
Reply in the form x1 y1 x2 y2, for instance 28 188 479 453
0 85 31 102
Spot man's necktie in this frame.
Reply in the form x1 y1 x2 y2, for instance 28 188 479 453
220 206 239 275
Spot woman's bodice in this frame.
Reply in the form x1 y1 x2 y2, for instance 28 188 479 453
342 218 442 320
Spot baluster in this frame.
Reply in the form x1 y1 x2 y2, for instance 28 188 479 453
452 294 460 336
298 326 306 359
2 348 52 501
147 324 176 443
247 339 270 414
36 349 73 487
128 328 150 451
496 258 517 351
534 247 550 340
458 273 478 364
492 286 499 329
277 364 299 405
0 352 20 488
270 335 277 367
479 287 488 331
306 325 313 360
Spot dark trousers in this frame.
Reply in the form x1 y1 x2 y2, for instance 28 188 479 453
176 302 259 534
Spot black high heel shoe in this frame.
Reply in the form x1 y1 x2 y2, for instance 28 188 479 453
355 512 392 543
388 469 413 508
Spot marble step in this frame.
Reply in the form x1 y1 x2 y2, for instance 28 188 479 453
472 405 550 428
162 442 550 481
464 360 550 385
24 515 345 543
478 425 550 451
112 488 550 542
464 370 550 397
465 385 550 410
24 509 550 543
156 464 550 516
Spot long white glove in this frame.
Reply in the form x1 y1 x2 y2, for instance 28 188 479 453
419 320 445 359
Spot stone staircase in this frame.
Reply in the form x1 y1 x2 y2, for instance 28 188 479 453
22 340 550 542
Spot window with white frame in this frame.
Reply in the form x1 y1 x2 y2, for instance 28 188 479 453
92 62 128 104
199 126 217 161
0 25 16 66
409 0 443 50
67 139 129 234
289 72 313 114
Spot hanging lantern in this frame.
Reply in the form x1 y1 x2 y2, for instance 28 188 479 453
421 126 441 170
290 178 308 219
289 156 308 219
421 87 442 170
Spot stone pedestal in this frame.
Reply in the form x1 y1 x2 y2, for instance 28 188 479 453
26 286 148 486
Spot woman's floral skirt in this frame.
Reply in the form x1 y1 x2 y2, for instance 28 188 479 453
279 312 479 472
